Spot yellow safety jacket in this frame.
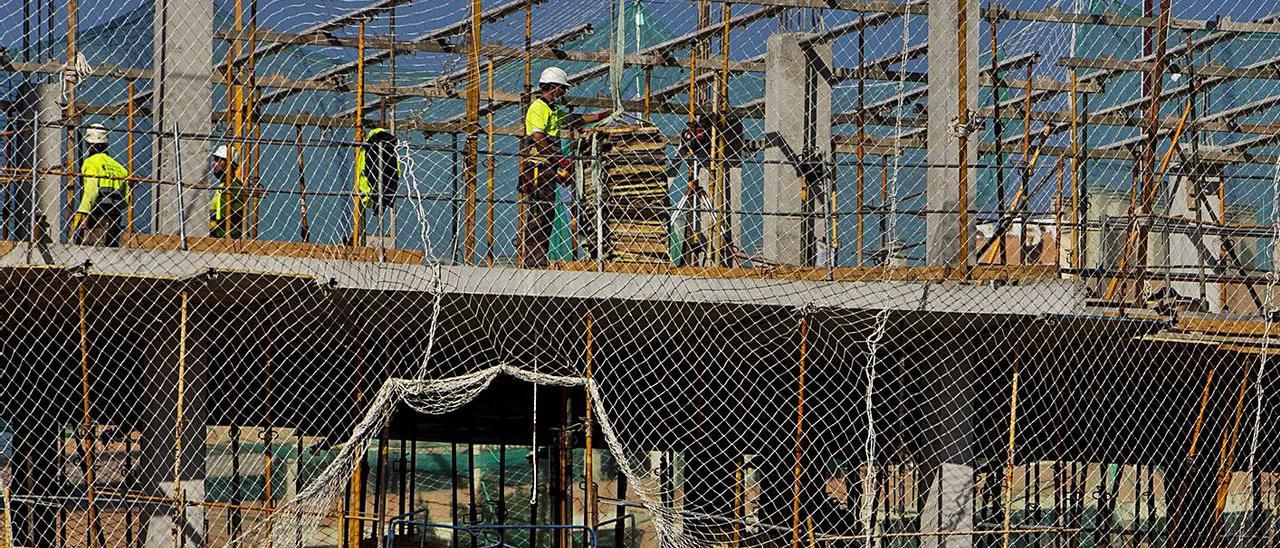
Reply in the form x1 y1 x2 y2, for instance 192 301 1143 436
210 177 247 238
524 98 567 165
354 127 395 210
77 152 129 215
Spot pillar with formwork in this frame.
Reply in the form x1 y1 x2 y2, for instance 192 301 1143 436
151 0 212 238
762 33 832 266
138 293 207 547
925 0 979 267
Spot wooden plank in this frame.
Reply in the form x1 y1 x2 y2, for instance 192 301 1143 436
123 234 425 264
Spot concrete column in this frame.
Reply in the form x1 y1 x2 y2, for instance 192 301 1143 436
763 33 832 266
728 166 744 255
17 84 69 245
926 0 980 266
151 0 212 237
916 341 975 548
139 295 207 547
3 82 35 241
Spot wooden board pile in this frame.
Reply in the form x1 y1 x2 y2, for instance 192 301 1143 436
578 125 671 264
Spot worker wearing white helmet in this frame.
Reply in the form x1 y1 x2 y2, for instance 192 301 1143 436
209 144 247 238
519 66 609 268
73 123 130 246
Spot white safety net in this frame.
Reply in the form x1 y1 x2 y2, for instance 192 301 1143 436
0 0 1279 546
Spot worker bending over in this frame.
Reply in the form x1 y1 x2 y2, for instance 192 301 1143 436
520 66 608 268
353 127 400 245
209 145 247 238
73 123 129 247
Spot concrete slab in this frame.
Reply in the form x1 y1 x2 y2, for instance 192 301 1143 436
0 241 1090 318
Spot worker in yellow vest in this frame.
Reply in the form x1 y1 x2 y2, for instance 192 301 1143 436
72 123 129 246
353 127 400 243
519 66 609 268
209 145 246 238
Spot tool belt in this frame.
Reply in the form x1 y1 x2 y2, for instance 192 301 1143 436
519 160 558 200
90 188 125 219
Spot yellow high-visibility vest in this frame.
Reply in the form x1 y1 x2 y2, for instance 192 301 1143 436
77 152 129 215
354 127 389 210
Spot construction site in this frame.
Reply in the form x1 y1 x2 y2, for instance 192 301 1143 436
0 0 1278 546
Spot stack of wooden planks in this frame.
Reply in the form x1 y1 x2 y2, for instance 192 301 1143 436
579 125 671 264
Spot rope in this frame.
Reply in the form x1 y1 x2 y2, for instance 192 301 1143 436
861 309 890 543
600 0 628 125
885 3 909 266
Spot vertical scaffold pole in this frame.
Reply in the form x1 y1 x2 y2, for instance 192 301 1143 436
486 57 496 266
1002 368 1020 548
584 312 597 532
352 19 367 247
261 342 275 548
228 0 244 240
616 467 629 548
955 0 971 268
855 17 865 266
1070 66 1080 271
126 80 135 237
77 283 101 548
174 290 189 548
990 11 1006 265
1056 153 1065 267
451 442 458 548
463 0 482 265
248 0 260 239
294 126 310 242
791 315 807 548
468 443 476 548
1019 63 1033 259
221 1 236 240
172 125 187 250
518 0 531 267
373 428 388 548
63 0 78 240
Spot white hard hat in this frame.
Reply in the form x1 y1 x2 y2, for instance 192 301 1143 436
84 123 108 145
212 145 230 161
538 66 570 87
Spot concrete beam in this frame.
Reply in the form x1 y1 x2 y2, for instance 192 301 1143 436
0 242 1090 316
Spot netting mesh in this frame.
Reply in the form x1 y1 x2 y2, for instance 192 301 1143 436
1 0 1280 546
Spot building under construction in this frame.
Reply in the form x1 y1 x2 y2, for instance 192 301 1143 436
0 0 1279 546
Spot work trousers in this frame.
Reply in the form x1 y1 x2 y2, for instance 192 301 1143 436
80 189 125 247
519 163 558 269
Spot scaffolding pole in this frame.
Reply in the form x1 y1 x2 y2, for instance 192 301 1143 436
956 0 972 267
351 19 368 247
463 0 482 265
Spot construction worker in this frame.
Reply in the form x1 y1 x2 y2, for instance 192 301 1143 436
353 127 400 243
72 123 129 247
519 66 609 268
209 145 246 238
